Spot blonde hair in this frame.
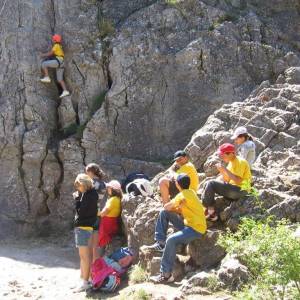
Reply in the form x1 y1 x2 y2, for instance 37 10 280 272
74 173 93 191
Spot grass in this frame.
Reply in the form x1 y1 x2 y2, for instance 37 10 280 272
60 122 87 139
119 288 151 300
98 18 115 39
207 274 222 292
209 13 238 31
129 264 149 284
89 91 107 118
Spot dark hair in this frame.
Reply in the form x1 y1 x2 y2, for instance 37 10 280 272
109 188 123 199
176 174 191 189
238 133 253 141
85 163 105 180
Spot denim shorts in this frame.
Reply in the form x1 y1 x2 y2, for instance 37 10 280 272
74 227 93 247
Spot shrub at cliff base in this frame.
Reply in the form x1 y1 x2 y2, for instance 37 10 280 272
218 217 300 300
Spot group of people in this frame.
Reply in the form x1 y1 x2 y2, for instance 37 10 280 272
71 125 256 291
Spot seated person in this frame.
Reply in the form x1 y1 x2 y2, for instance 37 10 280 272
143 174 206 283
231 126 256 167
159 150 199 204
203 143 252 222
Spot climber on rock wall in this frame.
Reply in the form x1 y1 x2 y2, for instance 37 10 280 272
40 34 70 98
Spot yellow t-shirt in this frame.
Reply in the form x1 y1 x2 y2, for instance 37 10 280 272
105 196 121 217
176 162 199 192
227 156 252 189
171 189 207 234
52 43 64 58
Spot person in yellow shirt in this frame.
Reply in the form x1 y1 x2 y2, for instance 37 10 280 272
144 173 206 284
159 150 199 204
40 34 70 98
98 180 122 253
203 143 252 222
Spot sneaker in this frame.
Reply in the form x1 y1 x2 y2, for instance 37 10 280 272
40 76 51 83
142 242 165 253
150 273 174 284
73 281 91 293
59 90 70 98
206 210 218 222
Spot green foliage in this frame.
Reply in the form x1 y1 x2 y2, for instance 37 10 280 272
89 91 106 118
119 288 151 300
98 18 115 39
60 122 87 139
129 264 149 284
209 13 238 31
207 274 222 292
218 218 300 299
165 0 180 4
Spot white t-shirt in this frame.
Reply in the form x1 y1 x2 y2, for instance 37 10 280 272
237 140 256 167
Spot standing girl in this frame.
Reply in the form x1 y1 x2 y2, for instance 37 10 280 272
85 163 107 262
231 126 256 167
73 174 98 292
98 180 122 255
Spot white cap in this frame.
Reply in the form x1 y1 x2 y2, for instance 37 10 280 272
106 180 121 190
231 126 248 139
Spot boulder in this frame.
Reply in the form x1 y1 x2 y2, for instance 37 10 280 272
187 229 226 268
217 256 249 290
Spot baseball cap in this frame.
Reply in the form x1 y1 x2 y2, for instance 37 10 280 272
217 143 235 156
106 180 121 190
173 150 187 161
176 173 190 189
231 126 248 139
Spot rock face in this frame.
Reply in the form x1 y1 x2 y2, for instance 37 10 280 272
0 0 300 236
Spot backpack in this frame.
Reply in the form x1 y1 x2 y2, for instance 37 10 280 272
91 247 134 292
121 172 150 192
125 178 153 197
91 257 120 291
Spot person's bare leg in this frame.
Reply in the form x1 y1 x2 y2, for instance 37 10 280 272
58 80 67 91
42 67 49 77
91 233 100 263
79 246 91 281
159 178 170 204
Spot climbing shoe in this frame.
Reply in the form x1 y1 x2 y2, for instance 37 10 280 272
59 90 70 98
40 76 51 83
150 272 174 284
142 242 165 253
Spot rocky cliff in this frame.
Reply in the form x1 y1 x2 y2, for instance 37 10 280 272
0 0 299 236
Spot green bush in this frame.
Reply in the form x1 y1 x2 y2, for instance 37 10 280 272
218 218 300 299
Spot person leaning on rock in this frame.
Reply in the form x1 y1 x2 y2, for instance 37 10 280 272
202 143 252 222
143 174 207 284
159 150 199 204
40 34 70 98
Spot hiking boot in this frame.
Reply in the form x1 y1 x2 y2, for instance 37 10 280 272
59 90 70 98
142 242 165 253
150 272 174 284
205 209 218 222
40 76 51 83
